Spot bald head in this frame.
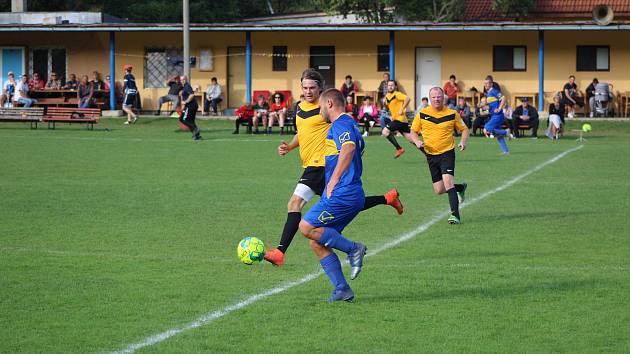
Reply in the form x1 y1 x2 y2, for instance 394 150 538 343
320 88 345 123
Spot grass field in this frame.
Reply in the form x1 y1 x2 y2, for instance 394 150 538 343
1 118 630 353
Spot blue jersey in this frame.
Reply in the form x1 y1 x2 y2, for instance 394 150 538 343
323 114 364 198
486 87 503 118
123 74 137 93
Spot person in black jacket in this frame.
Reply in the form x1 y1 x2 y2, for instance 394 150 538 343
547 95 565 140
511 97 539 138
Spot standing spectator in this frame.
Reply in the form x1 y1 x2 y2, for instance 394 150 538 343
155 75 182 115
204 77 223 116
562 75 584 118
77 75 94 108
511 97 539 138
454 97 472 128
443 74 459 107
344 95 358 120
547 95 565 140
252 95 269 134
472 97 490 136
1 71 16 107
179 75 202 140
45 72 62 89
233 103 254 134
64 74 79 90
28 72 45 90
14 74 37 107
122 64 138 125
90 71 105 90
377 72 390 106
358 96 378 137
104 75 122 108
420 97 429 109
340 74 359 101
268 92 287 135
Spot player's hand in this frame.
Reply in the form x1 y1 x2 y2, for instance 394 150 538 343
398 109 403 116
458 142 466 151
326 179 338 199
415 140 424 150
278 141 289 156
494 108 501 113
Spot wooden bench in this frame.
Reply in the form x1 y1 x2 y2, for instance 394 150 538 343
0 107 44 129
43 107 101 130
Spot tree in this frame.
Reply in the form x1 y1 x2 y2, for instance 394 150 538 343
312 0 395 23
315 0 465 23
492 0 534 17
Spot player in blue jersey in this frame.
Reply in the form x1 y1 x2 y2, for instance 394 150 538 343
483 76 513 154
122 64 138 125
298 88 368 303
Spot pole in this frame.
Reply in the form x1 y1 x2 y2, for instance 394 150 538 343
538 30 544 111
246 31 252 104
183 0 190 77
389 31 395 80
109 31 115 111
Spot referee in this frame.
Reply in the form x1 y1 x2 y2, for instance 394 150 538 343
408 87 469 224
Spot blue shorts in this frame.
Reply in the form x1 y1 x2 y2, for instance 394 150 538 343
303 193 364 233
484 115 504 132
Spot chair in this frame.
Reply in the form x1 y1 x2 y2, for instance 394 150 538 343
252 90 271 103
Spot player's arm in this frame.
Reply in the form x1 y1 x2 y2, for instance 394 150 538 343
326 142 355 198
278 133 299 156
399 96 410 115
407 114 424 149
496 94 506 113
455 113 469 151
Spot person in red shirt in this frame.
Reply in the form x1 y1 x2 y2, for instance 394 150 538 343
28 72 45 90
268 92 288 135
340 75 359 101
344 95 358 121
233 104 255 134
443 74 459 108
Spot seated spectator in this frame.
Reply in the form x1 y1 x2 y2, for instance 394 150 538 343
45 72 62 89
14 74 37 107
268 92 288 135
104 75 123 108
443 74 459 107
204 77 223 116
585 78 598 111
233 104 255 134
377 72 390 107
155 75 182 115
28 72 45 90
454 97 472 128
2 71 16 107
340 75 359 101
64 74 79 90
345 95 358 120
77 75 94 108
252 95 269 134
547 95 565 140
562 75 584 118
511 97 539 138
472 97 490 136
90 71 105 90
503 102 513 130
358 96 378 137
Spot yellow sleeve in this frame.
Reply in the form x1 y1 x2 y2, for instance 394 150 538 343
454 112 467 132
398 93 408 102
411 112 422 133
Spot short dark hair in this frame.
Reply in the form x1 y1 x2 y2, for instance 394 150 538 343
593 78 599 83
364 96 372 101
421 97 428 101
320 88 345 108
301 68 325 89
211 77 217 82
485 75 494 82
449 74 456 80
257 95 265 100
569 75 576 79
345 75 352 80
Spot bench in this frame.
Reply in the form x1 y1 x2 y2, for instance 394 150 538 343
0 107 44 129
43 107 101 130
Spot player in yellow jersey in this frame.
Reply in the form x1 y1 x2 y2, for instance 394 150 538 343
408 87 469 224
382 80 411 159
264 69 403 266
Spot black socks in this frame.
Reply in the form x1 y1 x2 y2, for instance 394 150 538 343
362 195 386 211
277 212 301 254
447 188 460 219
386 133 402 149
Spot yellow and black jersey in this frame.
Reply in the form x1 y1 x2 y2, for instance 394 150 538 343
295 100 330 168
384 91 408 122
411 106 468 155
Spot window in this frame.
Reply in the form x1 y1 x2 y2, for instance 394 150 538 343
377 45 390 72
272 46 287 71
493 46 526 71
577 46 609 71
144 48 184 88
29 47 67 83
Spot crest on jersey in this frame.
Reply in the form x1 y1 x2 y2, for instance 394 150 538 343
338 131 351 144
318 210 334 224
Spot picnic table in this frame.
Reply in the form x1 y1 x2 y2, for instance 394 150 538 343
30 89 110 108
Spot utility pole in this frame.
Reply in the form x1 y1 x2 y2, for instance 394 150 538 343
183 0 190 77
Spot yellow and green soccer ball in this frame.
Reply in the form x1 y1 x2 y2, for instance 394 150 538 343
237 236 266 265
582 123 592 132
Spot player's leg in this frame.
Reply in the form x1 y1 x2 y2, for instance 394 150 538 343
178 106 195 133
188 107 201 140
362 188 403 214
439 150 464 223
309 240 354 302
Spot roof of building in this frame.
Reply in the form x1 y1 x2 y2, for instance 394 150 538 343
464 0 630 21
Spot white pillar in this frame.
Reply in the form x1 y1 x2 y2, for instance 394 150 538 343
11 0 27 12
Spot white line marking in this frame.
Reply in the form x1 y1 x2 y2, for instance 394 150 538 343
0 135 276 143
110 145 583 354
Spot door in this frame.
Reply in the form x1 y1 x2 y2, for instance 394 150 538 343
310 46 335 89
1 47 25 88
415 47 442 107
227 46 246 107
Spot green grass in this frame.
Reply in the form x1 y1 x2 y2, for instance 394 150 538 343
1 118 629 353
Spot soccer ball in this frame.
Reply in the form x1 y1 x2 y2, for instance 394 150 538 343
237 236 266 265
582 123 592 132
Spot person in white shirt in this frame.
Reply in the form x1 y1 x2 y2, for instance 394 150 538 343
204 77 223 115
14 74 37 107
1 71 17 107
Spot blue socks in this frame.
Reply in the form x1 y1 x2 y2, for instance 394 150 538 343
320 253 349 290
497 136 509 153
318 227 355 254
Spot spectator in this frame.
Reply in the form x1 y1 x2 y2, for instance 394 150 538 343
90 71 105 90
472 97 490 136
252 95 269 134
547 95 565 140
377 72 390 106
1 71 16 107
345 95 358 120
155 75 182 115
14 74 37 107
45 72 62 89
585 78 598 105
268 92 287 135
77 75 94 108
420 97 429 109
454 96 472 128
64 74 79 90
511 97 539 138
502 102 513 130
443 74 459 107
122 64 138 125
340 74 359 101
28 72 45 90
104 75 123 108
233 104 255 134
562 75 584 118
204 77 223 116
358 96 378 137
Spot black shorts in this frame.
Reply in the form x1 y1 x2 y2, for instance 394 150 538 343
386 120 411 134
123 93 136 106
426 149 455 183
299 166 325 196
